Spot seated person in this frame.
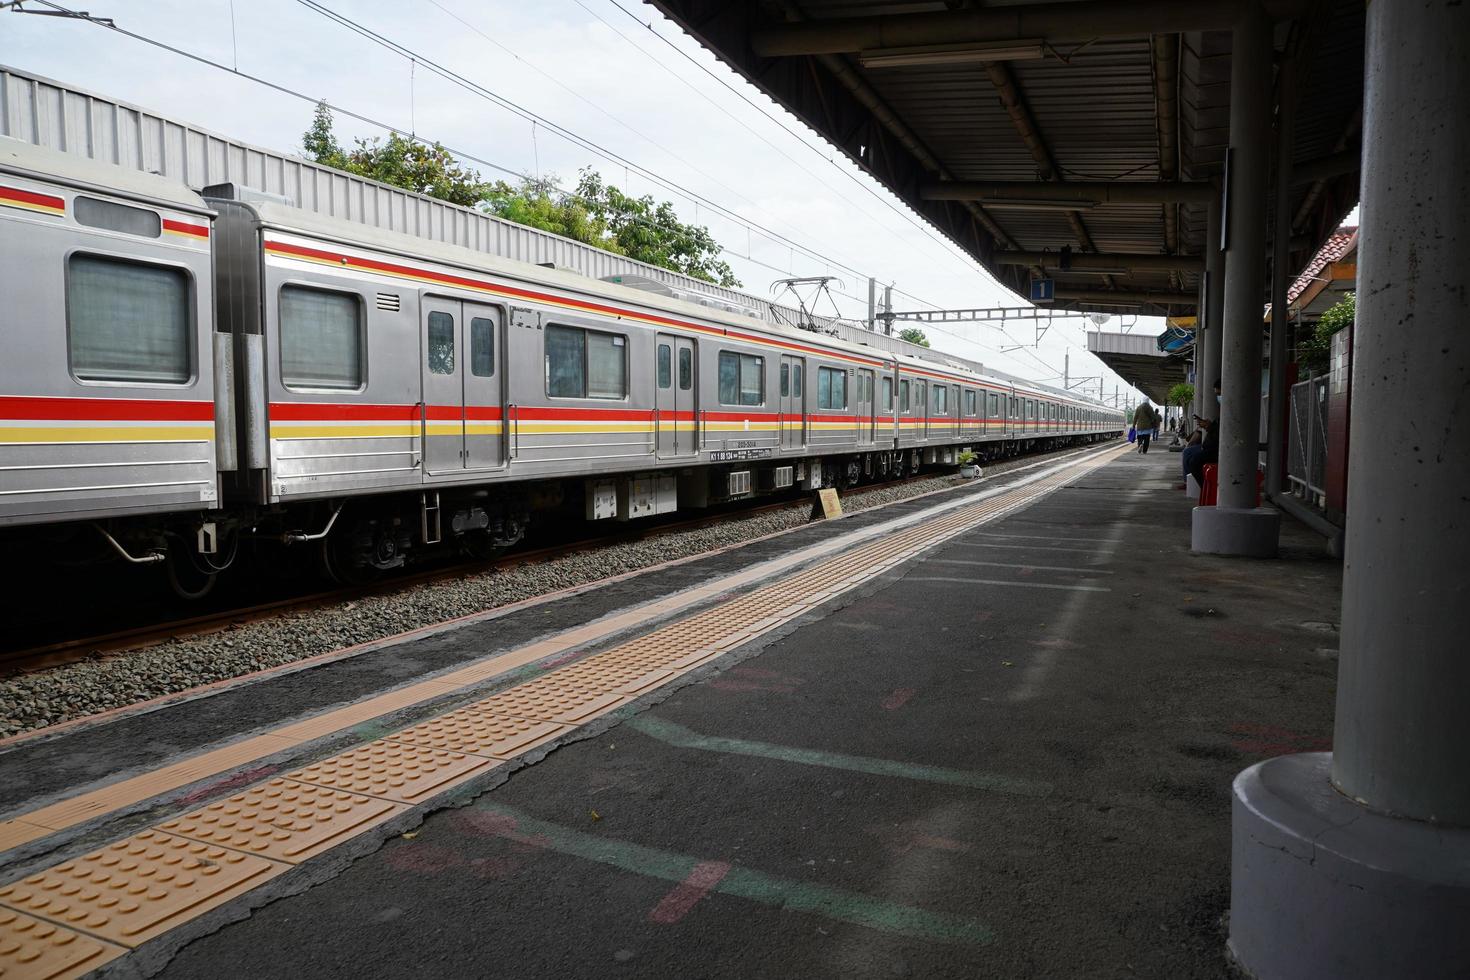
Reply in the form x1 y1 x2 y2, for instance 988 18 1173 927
1179 379 1221 488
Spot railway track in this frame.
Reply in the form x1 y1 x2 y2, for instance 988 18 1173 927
1 477 907 677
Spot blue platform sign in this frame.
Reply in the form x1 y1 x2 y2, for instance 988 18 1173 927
1030 278 1055 304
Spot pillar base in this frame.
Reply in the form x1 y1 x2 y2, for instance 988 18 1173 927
1185 474 1200 497
1191 504 1279 556
1229 753 1470 980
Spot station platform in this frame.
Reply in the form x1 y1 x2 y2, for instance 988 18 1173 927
0 443 1342 979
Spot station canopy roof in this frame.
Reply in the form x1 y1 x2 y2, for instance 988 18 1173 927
649 0 1365 318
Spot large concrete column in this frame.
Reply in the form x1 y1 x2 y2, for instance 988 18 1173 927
1200 194 1224 417
1264 56 1296 499
1191 2 1281 555
1228 3 1470 977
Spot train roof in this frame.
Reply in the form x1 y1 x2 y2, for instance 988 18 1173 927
0 138 213 215
235 194 905 366
225 195 1116 411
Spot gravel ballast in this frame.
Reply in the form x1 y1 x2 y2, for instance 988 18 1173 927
0 450 1088 738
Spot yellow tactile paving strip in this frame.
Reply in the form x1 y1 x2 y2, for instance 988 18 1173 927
0 906 121 979
0 445 1124 977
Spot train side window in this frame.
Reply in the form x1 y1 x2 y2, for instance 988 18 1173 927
427 312 455 376
816 366 847 410
932 385 947 415
657 343 672 389
279 285 363 390
69 254 191 384
546 323 627 399
75 197 161 238
678 348 692 390
987 392 998 417
470 317 494 377
882 377 893 412
780 363 789 397
718 351 764 406
965 390 977 416
791 363 802 398
900 380 910 412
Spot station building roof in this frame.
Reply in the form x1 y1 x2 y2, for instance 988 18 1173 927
648 0 1366 318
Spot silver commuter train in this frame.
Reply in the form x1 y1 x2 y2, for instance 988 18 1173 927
0 140 1124 588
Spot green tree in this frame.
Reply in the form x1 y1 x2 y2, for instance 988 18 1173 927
899 327 931 348
1297 292 1355 374
301 105 739 286
1166 382 1195 408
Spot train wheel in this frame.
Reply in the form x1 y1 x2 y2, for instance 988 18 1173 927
460 530 506 563
318 532 381 587
164 539 217 601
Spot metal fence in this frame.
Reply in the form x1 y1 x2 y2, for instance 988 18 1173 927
1287 376 1329 505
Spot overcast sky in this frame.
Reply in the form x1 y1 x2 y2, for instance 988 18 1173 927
3 0 1159 403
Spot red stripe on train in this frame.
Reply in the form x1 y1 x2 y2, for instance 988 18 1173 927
162 218 210 238
0 186 65 212
0 396 213 421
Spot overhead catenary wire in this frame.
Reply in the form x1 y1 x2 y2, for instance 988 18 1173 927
10 0 882 314
290 0 888 295
586 0 1001 285
10 0 1135 399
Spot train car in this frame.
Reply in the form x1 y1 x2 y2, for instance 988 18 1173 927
0 141 232 586
0 140 1125 591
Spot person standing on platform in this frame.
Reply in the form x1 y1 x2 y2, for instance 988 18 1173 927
1132 400 1156 453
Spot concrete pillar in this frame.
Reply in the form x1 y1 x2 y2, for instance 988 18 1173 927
1264 56 1296 499
1191 2 1280 555
1228 2 1470 977
1200 195 1225 420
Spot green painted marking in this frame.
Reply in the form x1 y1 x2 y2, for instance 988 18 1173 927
627 716 1051 798
479 804 994 945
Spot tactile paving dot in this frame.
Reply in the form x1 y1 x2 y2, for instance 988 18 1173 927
282 740 494 804
388 709 566 758
0 906 122 980
469 680 624 725
157 779 404 864
0 830 280 948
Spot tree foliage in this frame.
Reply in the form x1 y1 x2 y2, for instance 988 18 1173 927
1166 382 1195 408
301 104 739 286
898 327 931 348
1297 292 1355 374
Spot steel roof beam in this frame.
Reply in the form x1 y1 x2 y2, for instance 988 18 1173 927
921 180 1216 204
997 250 1205 273
1054 287 1198 304
982 60 1112 284
751 0 1310 57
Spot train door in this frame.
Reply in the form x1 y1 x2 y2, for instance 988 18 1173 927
857 369 876 443
655 334 697 458
914 380 928 440
780 355 805 449
421 298 505 475
464 304 505 471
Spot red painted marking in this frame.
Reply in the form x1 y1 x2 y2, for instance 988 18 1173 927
450 810 552 849
424 404 504 421
162 217 209 238
1019 566 1035 578
537 649 584 670
708 679 797 694
1228 723 1331 757
649 860 731 924
516 405 654 422
881 688 916 711
176 764 278 805
385 844 464 874
0 395 214 422
0 185 64 212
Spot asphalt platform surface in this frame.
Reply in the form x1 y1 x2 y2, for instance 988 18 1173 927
15 447 1345 978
